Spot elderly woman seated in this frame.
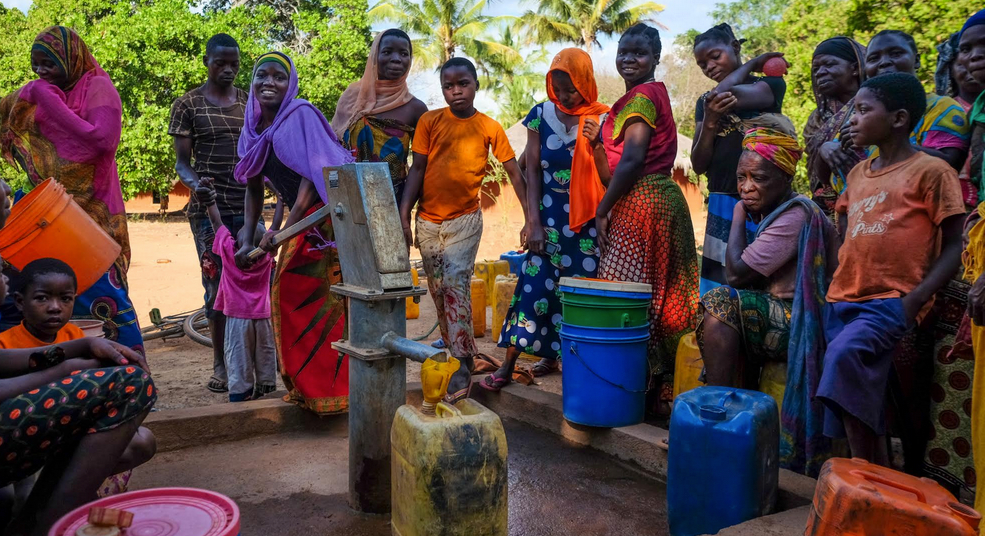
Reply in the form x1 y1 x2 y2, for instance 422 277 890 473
696 128 840 476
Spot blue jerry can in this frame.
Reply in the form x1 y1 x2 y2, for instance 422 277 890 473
667 387 779 536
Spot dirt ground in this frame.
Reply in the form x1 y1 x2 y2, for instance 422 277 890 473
130 196 706 410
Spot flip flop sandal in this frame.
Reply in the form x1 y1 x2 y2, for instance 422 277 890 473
444 378 472 404
531 360 560 378
207 376 228 393
478 374 510 392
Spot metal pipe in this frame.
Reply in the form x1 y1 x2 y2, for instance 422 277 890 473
380 331 447 363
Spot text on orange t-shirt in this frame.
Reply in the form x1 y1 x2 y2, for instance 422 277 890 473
411 108 516 223
827 151 965 305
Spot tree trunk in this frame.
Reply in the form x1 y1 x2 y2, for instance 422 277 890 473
583 30 594 53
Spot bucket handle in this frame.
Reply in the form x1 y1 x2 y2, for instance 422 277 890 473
569 342 648 394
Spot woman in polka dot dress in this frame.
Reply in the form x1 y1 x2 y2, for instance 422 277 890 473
481 48 609 390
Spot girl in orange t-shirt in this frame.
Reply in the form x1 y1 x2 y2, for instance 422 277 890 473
398 57 529 403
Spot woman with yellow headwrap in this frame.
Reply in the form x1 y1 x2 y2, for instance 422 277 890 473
697 127 841 477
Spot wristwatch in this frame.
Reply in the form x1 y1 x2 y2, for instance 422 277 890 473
28 346 66 371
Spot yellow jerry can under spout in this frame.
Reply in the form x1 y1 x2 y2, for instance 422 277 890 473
391 399 508 536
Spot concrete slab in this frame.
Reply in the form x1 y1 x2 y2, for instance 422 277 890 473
715 505 812 535
145 393 346 452
130 419 670 536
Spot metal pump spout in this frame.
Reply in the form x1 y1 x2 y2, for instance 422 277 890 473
380 332 447 363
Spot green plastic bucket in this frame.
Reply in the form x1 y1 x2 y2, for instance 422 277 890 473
559 277 651 328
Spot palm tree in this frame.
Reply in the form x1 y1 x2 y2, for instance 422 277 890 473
369 0 520 70
523 0 667 52
476 25 549 125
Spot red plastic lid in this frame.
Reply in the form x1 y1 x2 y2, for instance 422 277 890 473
49 488 240 536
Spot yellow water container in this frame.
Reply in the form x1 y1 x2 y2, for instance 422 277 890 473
474 260 510 306
471 278 487 337
758 361 787 416
391 399 509 536
672 332 704 399
406 268 421 320
491 274 518 343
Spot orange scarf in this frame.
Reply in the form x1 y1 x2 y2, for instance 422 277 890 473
546 49 611 233
330 31 414 135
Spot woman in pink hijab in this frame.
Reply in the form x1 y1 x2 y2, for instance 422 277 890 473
331 29 427 200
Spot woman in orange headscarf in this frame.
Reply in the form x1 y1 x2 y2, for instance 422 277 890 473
480 48 610 390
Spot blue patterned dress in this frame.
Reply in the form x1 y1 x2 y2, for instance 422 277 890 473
497 102 601 360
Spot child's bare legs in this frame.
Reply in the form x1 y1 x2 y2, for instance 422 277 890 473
9 410 151 536
491 347 523 382
844 413 890 466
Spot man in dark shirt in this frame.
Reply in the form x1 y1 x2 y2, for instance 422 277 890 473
169 33 248 394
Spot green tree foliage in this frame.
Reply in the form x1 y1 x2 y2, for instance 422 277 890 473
368 0 518 69
778 0 983 140
0 0 369 199
709 0 786 56
522 0 666 52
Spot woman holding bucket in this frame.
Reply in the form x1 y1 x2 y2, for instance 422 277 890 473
591 23 699 415
479 48 606 391
0 26 142 351
234 52 355 415
695 128 839 477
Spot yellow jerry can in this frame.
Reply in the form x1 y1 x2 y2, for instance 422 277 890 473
471 278 487 337
474 260 510 306
672 332 704 399
406 268 420 320
391 399 509 536
491 274 518 343
758 361 787 416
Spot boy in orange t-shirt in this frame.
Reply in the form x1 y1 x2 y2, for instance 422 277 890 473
0 258 85 349
399 57 529 403
818 73 966 465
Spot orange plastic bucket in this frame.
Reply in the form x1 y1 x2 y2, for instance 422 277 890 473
0 179 120 293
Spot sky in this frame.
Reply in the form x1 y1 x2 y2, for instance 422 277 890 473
1 0 718 114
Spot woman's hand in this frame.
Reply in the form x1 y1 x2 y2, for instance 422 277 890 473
582 119 603 148
259 230 278 253
526 223 546 255
839 123 856 152
595 212 611 255
86 338 151 372
820 141 858 174
704 92 736 127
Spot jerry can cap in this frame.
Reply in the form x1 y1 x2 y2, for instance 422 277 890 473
700 404 727 421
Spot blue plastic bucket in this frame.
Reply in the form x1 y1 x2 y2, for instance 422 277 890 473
559 323 650 427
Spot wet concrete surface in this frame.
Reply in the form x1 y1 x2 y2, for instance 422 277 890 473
130 418 668 535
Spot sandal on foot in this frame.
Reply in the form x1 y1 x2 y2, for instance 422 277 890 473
444 379 472 404
478 374 510 392
207 376 228 393
531 360 560 378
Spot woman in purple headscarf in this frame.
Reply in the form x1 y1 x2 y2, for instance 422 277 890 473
233 52 354 415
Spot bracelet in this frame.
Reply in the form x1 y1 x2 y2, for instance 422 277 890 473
28 346 66 371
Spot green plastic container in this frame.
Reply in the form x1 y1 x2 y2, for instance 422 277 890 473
559 277 651 328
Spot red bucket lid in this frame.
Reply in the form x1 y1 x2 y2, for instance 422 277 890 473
49 488 239 536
